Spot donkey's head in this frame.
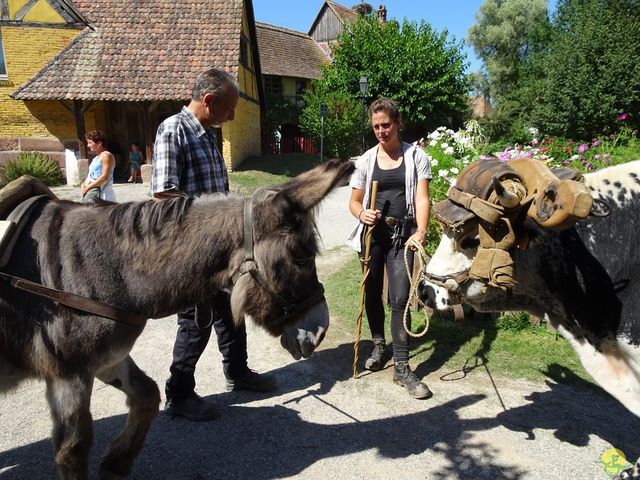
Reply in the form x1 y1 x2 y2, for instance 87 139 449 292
229 159 354 360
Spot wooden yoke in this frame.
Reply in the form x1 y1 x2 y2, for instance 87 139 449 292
508 158 593 231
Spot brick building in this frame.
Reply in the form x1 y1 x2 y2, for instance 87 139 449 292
2 0 264 171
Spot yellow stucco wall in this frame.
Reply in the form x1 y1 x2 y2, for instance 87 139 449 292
23 0 67 23
222 96 260 169
0 25 81 139
220 1 261 169
8 0 65 23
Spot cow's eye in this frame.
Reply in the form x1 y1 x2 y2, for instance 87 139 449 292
460 237 480 250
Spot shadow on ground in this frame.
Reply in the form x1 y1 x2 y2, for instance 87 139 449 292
1 344 639 479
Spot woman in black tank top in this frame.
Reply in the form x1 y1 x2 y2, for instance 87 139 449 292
348 98 432 400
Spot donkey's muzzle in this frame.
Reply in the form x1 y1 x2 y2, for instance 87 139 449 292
280 300 329 359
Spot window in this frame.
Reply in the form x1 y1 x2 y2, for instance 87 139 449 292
239 36 249 67
0 29 7 79
295 79 306 95
264 76 281 96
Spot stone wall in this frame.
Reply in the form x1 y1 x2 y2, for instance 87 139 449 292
0 136 67 167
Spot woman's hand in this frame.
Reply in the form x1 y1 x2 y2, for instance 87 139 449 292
80 183 89 194
358 208 380 226
407 229 426 251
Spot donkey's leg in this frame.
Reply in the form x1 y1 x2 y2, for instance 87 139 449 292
97 355 160 479
45 375 95 480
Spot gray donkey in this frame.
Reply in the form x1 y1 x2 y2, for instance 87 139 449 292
0 159 354 479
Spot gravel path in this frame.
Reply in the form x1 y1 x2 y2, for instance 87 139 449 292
1 181 638 479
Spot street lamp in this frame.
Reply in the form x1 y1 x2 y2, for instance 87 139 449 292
359 76 368 153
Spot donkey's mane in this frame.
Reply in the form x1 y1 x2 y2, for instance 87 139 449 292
107 196 194 239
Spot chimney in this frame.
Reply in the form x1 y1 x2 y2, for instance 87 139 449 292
377 4 387 24
352 2 373 16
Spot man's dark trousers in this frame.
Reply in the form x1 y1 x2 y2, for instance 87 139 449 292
165 292 247 400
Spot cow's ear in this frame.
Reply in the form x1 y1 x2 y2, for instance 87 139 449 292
277 159 354 211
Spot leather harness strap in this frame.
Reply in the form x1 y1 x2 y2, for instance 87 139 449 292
0 271 146 327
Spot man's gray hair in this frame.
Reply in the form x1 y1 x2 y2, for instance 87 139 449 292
191 68 239 101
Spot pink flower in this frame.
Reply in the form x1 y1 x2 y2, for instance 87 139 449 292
618 113 628 121
592 140 600 147
578 144 589 153
531 139 539 146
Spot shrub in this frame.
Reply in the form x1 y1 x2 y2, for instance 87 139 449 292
3 152 65 186
496 311 532 332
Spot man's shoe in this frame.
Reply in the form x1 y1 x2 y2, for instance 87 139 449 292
164 393 220 421
392 362 433 399
226 370 277 392
364 340 387 371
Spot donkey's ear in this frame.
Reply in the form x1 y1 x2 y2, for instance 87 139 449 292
277 159 355 211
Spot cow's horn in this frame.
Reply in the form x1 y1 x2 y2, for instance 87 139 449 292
491 176 521 208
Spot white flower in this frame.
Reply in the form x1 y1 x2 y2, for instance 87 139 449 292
429 139 437 146
450 167 459 174
438 169 450 177
430 158 439 166
444 146 454 155
440 142 449 149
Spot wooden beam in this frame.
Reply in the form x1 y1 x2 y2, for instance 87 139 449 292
73 99 87 159
140 101 155 163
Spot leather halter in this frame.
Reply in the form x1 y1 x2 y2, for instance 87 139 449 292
231 196 325 323
424 269 470 288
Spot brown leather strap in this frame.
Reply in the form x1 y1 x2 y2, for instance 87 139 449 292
452 304 465 321
0 271 146 327
447 188 504 224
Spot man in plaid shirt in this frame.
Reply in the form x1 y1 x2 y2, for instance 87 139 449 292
152 68 277 422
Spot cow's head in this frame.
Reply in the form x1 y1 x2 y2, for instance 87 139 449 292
420 157 593 313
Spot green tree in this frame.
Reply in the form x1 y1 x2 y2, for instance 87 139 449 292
467 0 549 101
300 15 469 158
527 0 640 137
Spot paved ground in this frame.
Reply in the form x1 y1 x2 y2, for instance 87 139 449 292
1 179 639 479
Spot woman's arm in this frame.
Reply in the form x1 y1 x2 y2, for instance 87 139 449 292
407 179 430 249
349 188 378 226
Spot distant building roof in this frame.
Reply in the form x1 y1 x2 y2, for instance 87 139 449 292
256 22 330 80
328 1 358 24
12 0 252 102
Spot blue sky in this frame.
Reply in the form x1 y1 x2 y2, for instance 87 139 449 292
252 0 487 73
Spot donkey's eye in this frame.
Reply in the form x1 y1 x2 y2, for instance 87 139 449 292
460 237 480 250
294 257 314 268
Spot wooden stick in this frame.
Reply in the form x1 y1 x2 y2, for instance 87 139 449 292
353 181 379 378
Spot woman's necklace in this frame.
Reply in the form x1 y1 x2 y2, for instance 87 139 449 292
379 147 403 168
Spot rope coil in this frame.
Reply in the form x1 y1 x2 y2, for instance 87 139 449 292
402 238 431 338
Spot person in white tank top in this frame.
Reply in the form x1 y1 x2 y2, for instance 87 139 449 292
81 129 116 202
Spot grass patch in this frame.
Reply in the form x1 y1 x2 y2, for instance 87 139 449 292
229 153 321 195
324 256 595 390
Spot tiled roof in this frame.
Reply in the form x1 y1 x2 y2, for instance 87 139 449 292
12 0 245 101
328 1 358 24
256 22 330 80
